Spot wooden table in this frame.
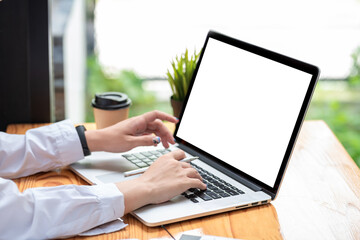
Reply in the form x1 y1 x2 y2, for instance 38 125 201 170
6 121 360 240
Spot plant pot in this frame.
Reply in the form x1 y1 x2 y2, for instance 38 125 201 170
170 96 183 118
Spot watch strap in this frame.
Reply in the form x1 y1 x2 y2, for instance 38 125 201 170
75 125 91 156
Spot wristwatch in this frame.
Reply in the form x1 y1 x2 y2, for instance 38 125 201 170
75 125 91 156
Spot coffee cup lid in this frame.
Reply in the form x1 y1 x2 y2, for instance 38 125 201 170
92 92 131 110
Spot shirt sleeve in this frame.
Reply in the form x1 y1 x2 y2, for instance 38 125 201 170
0 120 84 179
0 178 125 239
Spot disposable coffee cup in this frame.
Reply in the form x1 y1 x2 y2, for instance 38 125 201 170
92 92 131 129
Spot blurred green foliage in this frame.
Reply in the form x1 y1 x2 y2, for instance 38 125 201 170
306 47 360 168
86 55 159 121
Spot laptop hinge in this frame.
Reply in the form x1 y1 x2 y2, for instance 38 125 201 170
177 143 263 192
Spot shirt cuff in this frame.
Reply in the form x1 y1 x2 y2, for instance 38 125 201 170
89 183 125 219
53 120 84 166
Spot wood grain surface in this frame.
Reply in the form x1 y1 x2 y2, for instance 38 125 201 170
6 121 360 240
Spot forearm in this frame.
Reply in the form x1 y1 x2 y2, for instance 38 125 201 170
0 178 124 239
0 120 84 179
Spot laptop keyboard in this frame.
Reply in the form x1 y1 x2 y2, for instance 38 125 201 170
122 149 244 203
184 163 244 203
122 149 171 168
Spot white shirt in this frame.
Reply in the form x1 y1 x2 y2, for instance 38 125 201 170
0 120 124 239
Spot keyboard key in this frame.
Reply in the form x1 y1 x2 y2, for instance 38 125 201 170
134 153 146 159
148 155 157 160
219 192 231 198
228 190 240 196
213 188 224 194
141 152 153 157
202 180 209 185
207 184 218 190
190 198 199 203
124 155 137 161
206 191 221 199
131 159 142 164
231 187 244 194
185 194 197 199
157 149 167 154
193 189 202 194
135 162 148 168
236 189 245 194
208 179 217 183
203 176 211 181
195 192 212 201
213 176 221 181
217 184 227 190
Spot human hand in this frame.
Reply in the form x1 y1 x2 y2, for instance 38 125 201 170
85 110 178 153
115 150 207 214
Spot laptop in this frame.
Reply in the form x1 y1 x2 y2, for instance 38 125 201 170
71 30 320 226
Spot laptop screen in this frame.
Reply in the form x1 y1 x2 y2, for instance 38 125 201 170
176 35 314 188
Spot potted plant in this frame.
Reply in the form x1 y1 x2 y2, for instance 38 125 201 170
166 49 201 118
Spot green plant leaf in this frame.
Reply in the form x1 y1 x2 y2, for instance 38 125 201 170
166 48 201 101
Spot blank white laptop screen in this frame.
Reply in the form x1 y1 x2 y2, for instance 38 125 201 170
176 38 313 187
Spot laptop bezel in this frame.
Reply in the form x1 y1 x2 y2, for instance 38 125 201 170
173 30 320 199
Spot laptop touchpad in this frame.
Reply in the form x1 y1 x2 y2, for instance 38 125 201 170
87 158 138 172
96 171 139 183
96 172 125 183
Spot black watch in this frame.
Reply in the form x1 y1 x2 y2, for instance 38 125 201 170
75 125 91 156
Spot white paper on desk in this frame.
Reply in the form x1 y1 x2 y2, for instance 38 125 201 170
78 218 127 236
